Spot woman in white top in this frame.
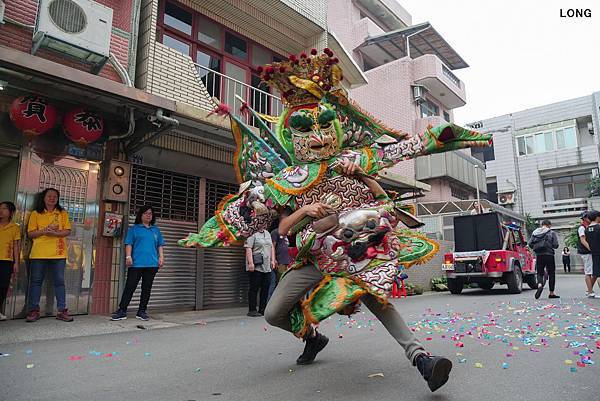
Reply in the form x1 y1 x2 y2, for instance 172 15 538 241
244 229 276 317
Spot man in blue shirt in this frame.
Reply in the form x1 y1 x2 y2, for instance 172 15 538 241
111 206 165 321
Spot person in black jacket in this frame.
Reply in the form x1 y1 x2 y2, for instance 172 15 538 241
528 220 559 299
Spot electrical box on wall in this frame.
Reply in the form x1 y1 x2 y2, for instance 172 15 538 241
103 160 130 203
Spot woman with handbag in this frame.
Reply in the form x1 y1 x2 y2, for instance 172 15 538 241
245 228 276 317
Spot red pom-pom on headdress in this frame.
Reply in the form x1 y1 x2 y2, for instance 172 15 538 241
310 48 318 55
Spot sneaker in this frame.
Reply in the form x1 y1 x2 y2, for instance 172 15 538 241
110 309 127 321
548 294 560 299
136 311 150 321
296 331 329 365
26 309 40 323
416 354 453 392
535 286 544 300
247 311 261 317
56 309 74 322
586 292 596 298
0 313 7 321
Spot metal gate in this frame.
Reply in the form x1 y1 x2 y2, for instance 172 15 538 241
127 165 199 311
202 179 247 309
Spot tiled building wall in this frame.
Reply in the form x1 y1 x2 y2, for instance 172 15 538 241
0 0 134 83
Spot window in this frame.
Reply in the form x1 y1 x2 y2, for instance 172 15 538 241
164 2 192 35
163 34 190 56
472 145 495 163
516 122 577 156
450 183 471 200
543 172 591 201
225 32 247 60
197 16 221 49
486 182 498 203
196 50 221 98
420 100 439 118
443 111 450 122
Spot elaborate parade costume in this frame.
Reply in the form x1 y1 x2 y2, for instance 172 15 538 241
179 48 491 392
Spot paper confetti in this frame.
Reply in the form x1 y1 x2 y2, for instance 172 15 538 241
565 360 573 365
474 362 483 368
25 350 32 355
570 367 577 372
502 362 509 369
144 352 151 357
26 364 35 369
368 373 385 378
68 356 84 361
458 358 467 363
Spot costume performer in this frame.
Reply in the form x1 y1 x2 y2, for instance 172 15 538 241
179 48 492 392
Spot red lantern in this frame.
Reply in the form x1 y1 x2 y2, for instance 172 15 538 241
63 108 104 147
9 96 58 137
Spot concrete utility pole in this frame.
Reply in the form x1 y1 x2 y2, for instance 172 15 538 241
474 164 481 213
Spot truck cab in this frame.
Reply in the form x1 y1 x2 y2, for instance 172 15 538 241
442 212 537 294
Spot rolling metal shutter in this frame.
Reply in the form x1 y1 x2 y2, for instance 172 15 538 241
128 165 199 311
201 179 248 309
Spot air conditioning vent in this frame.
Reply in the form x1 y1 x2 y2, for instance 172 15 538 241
33 0 113 74
498 192 515 205
49 0 87 33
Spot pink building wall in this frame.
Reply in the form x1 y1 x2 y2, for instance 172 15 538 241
328 0 462 198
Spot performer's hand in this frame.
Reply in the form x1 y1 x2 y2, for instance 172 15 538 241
158 256 164 268
339 158 364 176
303 203 333 219
248 264 255 272
271 259 277 270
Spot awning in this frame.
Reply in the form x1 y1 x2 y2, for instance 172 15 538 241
327 31 368 89
356 22 468 70
378 168 431 193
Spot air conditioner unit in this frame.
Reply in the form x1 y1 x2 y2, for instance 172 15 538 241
497 192 515 205
412 85 428 104
33 0 113 74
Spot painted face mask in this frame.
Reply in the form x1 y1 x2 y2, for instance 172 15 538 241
287 105 340 162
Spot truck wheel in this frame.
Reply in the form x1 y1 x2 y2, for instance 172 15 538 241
447 278 464 294
506 266 523 294
524 274 537 289
479 281 494 291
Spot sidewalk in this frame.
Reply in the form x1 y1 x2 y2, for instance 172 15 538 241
0 307 248 346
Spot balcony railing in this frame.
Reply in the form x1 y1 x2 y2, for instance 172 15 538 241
441 64 460 87
541 198 588 218
195 63 284 127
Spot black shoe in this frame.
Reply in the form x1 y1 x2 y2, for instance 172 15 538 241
110 309 127 321
549 294 560 299
136 311 150 321
247 311 261 317
296 332 329 365
416 354 452 392
535 286 544 300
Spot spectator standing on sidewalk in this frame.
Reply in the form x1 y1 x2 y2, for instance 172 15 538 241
270 209 293 299
111 206 164 321
577 212 597 297
26 188 73 322
584 210 600 299
0 201 20 321
528 219 559 300
561 247 571 273
245 228 275 317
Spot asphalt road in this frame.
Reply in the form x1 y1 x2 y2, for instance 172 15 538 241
1 275 599 401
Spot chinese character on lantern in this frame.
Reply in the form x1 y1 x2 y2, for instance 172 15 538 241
63 108 104 147
9 95 58 137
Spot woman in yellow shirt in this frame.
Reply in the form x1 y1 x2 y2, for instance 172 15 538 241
0 201 20 321
26 188 73 322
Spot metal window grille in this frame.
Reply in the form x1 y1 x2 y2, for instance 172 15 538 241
206 179 238 216
39 164 88 223
130 165 199 221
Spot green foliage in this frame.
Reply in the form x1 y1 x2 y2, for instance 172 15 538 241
430 277 448 292
588 177 600 197
405 282 424 296
524 213 538 236
564 221 581 248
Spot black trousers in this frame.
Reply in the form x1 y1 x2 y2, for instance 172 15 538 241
119 267 157 312
562 257 571 273
0 261 13 311
536 254 556 292
248 270 270 313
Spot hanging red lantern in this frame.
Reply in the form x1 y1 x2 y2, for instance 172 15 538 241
9 95 58 137
63 108 104 147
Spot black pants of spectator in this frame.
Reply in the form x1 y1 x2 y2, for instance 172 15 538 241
562 257 571 273
536 254 556 292
119 267 157 312
248 270 270 314
0 261 13 311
